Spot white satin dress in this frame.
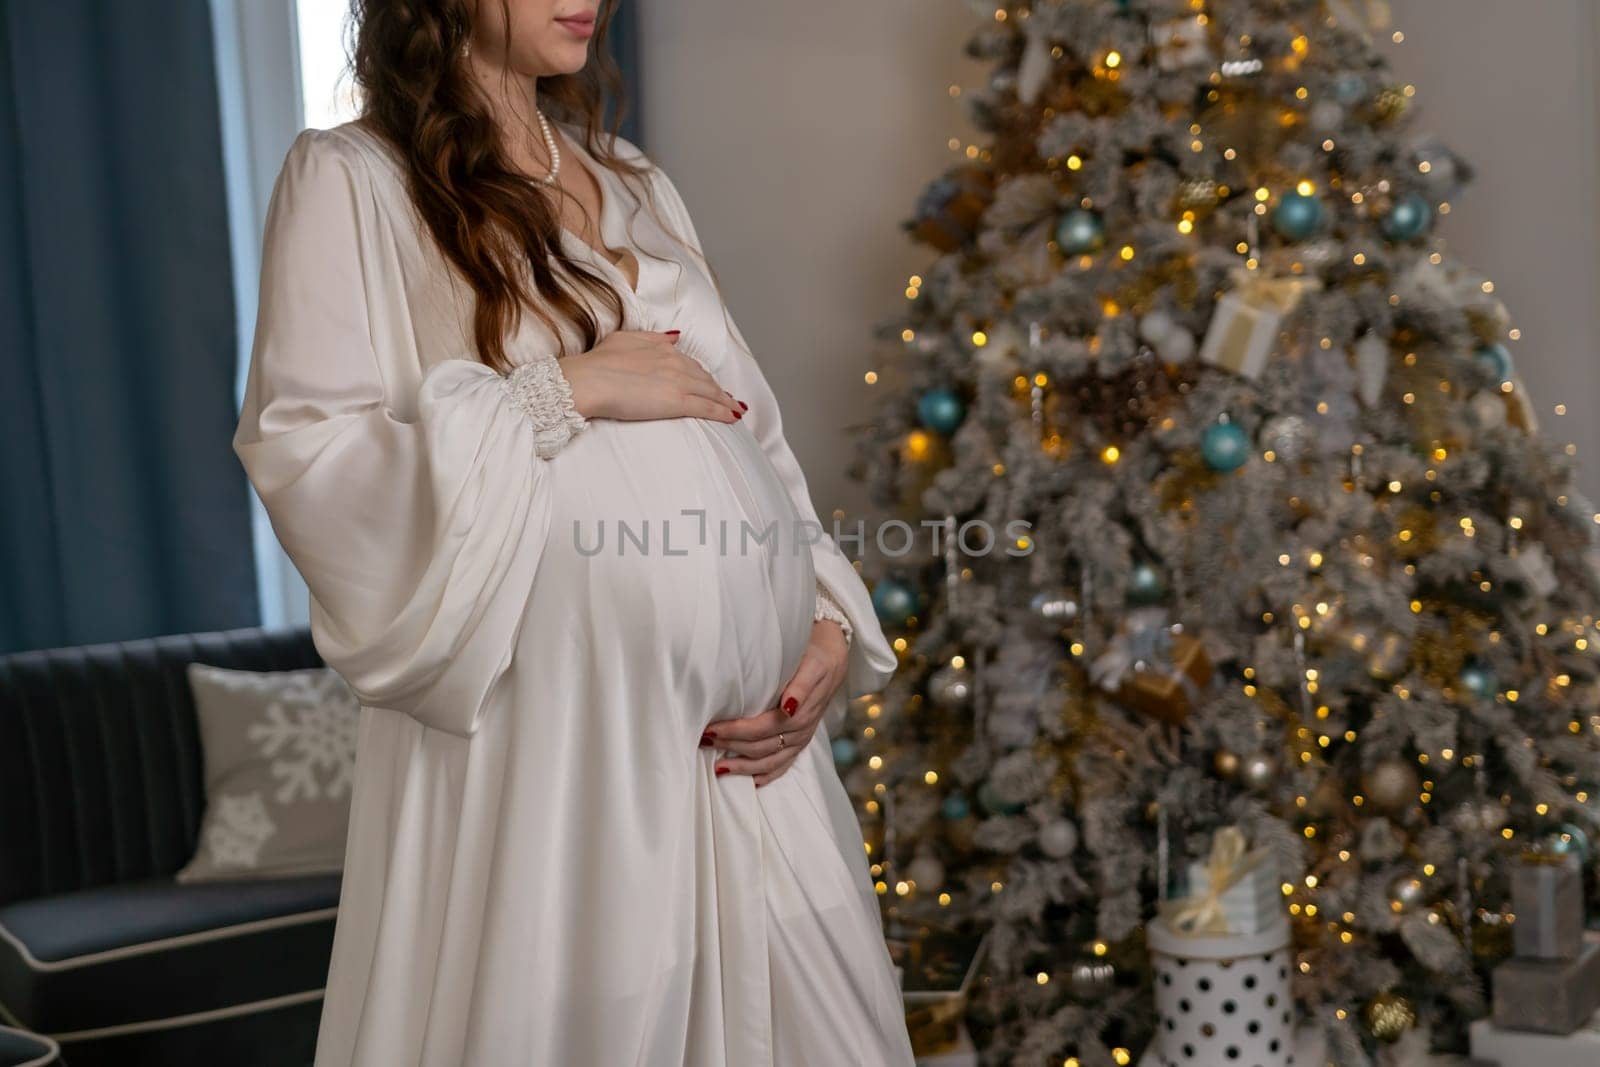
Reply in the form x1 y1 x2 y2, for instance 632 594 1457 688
233 121 916 1067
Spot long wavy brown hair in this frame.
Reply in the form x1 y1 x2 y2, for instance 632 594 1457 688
350 0 653 372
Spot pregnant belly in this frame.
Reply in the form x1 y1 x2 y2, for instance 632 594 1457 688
536 416 817 723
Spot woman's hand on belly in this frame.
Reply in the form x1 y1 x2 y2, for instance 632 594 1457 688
701 620 850 787
562 328 747 423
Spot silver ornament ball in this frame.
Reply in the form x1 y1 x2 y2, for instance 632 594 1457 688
907 852 945 889
1389 873 1428 912
1039 819 1080 858
1240 752 1278 793
1156 328 1196 364
1365 759 1420 812
1449 800 1507 835
1261 414 1314 463
928 663 974 710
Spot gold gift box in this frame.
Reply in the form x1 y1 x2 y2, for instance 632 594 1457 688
1113 634 1213 725
888 926 990 1058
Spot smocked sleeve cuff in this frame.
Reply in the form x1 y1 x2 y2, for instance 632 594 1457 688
814 581 854 648
502 353 588 458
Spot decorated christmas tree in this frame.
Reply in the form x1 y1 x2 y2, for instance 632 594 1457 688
839 1 1600 1063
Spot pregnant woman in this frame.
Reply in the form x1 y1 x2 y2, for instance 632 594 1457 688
232 1 915 1064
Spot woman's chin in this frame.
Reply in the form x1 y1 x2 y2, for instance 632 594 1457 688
525 47 591 79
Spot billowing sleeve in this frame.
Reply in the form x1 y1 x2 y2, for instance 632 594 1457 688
233 128 581 739
646 160 898 734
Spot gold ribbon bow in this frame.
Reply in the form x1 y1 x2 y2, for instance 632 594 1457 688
1519 847 1577 867
1159 827 1267 936
1227 265 1322 314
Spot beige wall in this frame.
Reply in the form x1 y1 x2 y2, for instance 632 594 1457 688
640 1 1600 512
636 1 983 518
1381 1 1600 502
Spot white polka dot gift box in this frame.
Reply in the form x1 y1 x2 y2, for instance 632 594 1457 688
1138 827 1328 1067
1142 915 1331 1067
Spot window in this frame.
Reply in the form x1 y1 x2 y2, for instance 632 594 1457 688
296 0 362 129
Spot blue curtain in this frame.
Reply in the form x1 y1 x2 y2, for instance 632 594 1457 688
0 1 257 653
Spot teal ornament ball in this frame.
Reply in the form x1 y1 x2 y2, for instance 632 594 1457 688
1127 561 1166 604
1271 191 1325 241
831 737 859 767
1474 342 1514 382
1551 823 1593 863
941 791 972 821
977 780 1025 815
1382 192 1434 242
917 388 966 435
1055 208 1106 255
1201 420 1251 472
1458 662 1497 701
871 578 918 626
1333 74 1367 103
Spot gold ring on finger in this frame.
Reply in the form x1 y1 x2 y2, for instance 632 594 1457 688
776 732 787 750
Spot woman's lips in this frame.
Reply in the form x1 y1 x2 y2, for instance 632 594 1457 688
556 14 595 38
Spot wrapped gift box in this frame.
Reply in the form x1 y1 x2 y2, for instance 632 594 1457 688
1198 270 1319 380
888 925 989 1063
913 1020 977 1067
1512 852 1585 960
1492 932 1600 1034
1186 854 1282 936
1115 634 1212 725
1472 1006 1600 1066
1138 1024 1327 1067
1145 916 1297 1067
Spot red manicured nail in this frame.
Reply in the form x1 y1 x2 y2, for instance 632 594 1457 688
783 696 798 715
666 329 681 337
733 409 744 420
699 732 714 747
738 400 748 411
715 766 729 776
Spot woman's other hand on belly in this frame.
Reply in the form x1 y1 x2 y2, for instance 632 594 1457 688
699 619 849 787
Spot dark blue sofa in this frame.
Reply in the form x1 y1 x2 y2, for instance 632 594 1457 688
0 1024 58 1065
0 625 336 1066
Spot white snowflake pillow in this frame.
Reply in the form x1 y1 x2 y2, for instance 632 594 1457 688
177 663 360 882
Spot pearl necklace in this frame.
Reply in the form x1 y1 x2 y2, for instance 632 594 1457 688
527 107 561 187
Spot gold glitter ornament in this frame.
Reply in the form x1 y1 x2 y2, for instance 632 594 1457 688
1374 85 1409 123
1364 991 1416 1042
1175 176 1220 212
